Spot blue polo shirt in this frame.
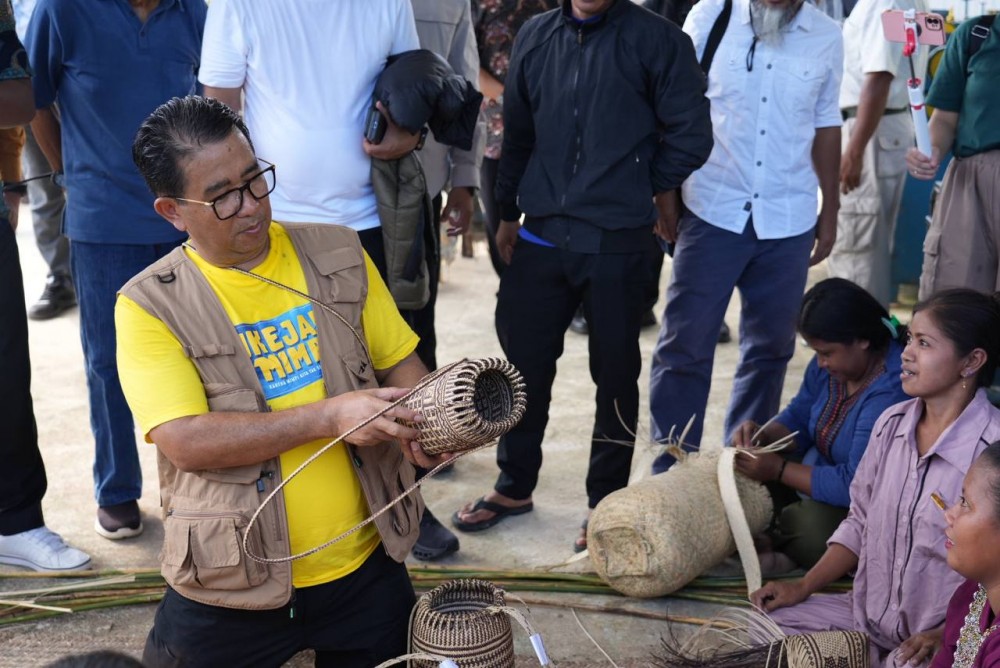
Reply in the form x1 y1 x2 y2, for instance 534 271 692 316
26 0 206 244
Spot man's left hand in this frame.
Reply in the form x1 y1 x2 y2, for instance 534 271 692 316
839 147 864 194
363 101 420 160
442 187 474 237
809 210 837 266
400 441 456 470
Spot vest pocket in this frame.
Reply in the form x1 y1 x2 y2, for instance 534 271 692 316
162 510 267 591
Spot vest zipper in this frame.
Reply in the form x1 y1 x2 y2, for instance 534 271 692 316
256 470 282 543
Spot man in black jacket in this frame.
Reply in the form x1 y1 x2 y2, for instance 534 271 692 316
452 0 712 551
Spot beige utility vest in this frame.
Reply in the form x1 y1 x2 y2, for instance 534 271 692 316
121 223 423 610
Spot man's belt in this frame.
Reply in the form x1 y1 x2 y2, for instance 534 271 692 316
841 106 909 121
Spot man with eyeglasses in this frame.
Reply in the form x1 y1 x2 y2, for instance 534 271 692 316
23 0 207 540
649 0 844 465
117 95 446 667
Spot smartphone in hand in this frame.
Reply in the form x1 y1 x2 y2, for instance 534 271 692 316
364 103 387 145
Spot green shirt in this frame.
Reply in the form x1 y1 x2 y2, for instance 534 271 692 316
926 15 1000 158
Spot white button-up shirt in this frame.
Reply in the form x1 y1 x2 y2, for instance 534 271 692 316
839 0 930 111
682 0 843 240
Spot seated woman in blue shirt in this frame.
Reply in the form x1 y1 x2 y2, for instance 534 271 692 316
732 278 908 568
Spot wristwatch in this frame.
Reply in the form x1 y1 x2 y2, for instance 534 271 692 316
414 126 429 151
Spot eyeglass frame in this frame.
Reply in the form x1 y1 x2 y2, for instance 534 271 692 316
172 158 277 221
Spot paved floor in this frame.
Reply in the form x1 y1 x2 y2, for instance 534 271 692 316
1 212 823 667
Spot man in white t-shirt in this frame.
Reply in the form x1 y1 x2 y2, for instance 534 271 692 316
199 0 421 253
826 0 929 306
198 0 459 563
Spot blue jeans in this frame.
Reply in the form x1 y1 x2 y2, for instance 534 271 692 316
649 213 813 471
71 240 182 507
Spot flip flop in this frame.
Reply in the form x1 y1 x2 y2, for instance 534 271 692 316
451 497 533 532
573 517 589 553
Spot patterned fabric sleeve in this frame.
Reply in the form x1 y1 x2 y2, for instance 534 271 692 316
0 0 31 81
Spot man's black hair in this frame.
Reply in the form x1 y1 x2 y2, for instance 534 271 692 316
132 95 254 198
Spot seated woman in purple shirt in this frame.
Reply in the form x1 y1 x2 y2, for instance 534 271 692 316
932 441 1000 668
750 289 1000 668
732 278 908 568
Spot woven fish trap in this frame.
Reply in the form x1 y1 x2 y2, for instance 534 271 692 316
401 358 527 455
410 579 515 668
588 451 773 598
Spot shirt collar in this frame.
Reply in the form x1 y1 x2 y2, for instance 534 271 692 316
740 0 814 33
901 389 997 470
105 0 184 13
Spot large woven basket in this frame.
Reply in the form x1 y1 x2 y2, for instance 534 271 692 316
410 579 515 668
588 451 773 598
401 358 527 455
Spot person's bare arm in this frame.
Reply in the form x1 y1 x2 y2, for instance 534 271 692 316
840 72 892 194
810 126 841 265
150 387 422 472
751 543 858 611
203 86 243 114
0 79 33 128
375 351 428 388
29 106 62 172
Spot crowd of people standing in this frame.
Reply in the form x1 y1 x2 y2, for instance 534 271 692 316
2 0 1000 665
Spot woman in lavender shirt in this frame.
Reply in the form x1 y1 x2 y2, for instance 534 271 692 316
751 289 1000 667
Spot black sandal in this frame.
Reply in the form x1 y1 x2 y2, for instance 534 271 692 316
451 497 533 532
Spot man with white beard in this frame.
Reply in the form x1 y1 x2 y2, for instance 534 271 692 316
649 0 844 465
825 0 929 306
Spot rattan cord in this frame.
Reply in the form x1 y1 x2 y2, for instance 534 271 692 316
240 358 526 564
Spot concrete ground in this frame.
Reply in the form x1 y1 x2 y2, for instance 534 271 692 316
1 210 826 667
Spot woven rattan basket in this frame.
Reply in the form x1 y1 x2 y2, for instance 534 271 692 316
410 579 516 668
588 451 773 598
401 358 527 455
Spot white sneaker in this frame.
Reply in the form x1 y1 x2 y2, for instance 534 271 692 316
0 527 92 572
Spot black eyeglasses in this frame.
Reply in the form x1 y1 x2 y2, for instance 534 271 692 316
174 159 276 220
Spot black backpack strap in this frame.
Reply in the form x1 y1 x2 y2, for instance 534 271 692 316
699 0 733 75
967 14 996 70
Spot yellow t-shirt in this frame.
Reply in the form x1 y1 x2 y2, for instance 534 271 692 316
115 223 418 588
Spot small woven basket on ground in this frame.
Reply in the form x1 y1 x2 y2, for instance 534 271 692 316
410 579 516 668
588 451 773 598
401 357 527 455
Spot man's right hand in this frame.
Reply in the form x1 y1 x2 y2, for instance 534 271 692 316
496 220 519 265
654 190 681 244
750 579 811 612
322 387 422 448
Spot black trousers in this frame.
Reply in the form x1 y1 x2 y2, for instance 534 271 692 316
0 219 47 536
494 241 643 508
357 195 440 372
142 548 415 668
